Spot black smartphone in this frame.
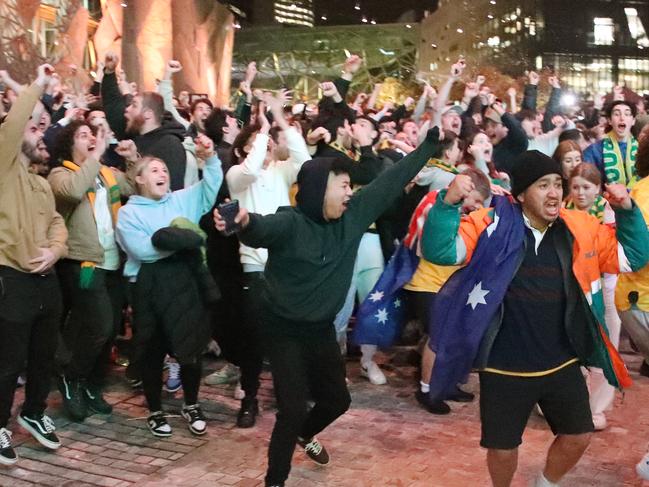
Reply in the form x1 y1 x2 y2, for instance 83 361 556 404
218 200 240 236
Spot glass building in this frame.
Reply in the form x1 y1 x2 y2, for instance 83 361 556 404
420 0 649 95
274 1 315 27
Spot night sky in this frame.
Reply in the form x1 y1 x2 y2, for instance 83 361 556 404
313 0 439 25
224 0 439 25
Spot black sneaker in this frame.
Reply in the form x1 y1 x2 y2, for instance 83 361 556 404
17 413 61 450
415 390 451 415
236 398 258 428
640 361 649 378
297 436 329 465
446 387 475 403
147 411 172 437
0 428 17 465
181 404 207 435
57 375 88 422
83 383 113 415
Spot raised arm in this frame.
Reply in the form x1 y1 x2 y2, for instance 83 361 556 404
348 127 442 230
521 71 539 111
174 134 223 218
100 53 127 140
599 184 649 274
0 70 25 95
421 176 490 265
159 60 190 130
432 58 465 128
542 76 562 133
0 64 50 181
226 105 270 194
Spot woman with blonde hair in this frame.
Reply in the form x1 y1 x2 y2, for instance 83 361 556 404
116 135 222 437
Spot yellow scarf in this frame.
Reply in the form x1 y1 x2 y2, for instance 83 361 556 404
62 160 121 288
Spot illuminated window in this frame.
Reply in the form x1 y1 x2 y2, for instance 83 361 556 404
593 17 614 45
624 8 649 47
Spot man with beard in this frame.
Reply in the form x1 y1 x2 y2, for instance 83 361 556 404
100 53 187 190
27 137 51 177
0 64 68 465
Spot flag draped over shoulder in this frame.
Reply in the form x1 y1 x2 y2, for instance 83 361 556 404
428 195 525 400
352 191 439 348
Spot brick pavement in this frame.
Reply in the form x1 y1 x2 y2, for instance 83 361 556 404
2 348 649 487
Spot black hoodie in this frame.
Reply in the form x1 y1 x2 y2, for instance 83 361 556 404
100 72 187 190
236 127 441 333
135 119 187 191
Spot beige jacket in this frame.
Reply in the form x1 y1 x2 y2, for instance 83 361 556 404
0 83 68 273
48 159 133 263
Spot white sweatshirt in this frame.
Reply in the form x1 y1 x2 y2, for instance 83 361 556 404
226 127 311 270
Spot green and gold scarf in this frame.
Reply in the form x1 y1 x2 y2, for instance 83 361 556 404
63 160 121 288
602 131 638 189
425 158 459 175
565 194 607 223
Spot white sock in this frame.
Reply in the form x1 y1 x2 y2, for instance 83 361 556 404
360 344 376 367
535 473 559 487
420 381 430 393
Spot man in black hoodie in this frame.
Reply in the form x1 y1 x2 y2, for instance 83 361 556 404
214 126 444 487
100 53 187 190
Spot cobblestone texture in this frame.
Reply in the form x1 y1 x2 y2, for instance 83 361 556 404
2 346 649 486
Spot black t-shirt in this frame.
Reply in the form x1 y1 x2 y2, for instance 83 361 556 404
487 222 577 372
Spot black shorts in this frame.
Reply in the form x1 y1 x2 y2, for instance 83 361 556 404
479 362 594 450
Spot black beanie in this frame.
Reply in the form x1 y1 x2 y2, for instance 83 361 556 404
511 150 563 198
295 157 353 223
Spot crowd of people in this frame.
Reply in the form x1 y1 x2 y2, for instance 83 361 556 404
1 51 649 487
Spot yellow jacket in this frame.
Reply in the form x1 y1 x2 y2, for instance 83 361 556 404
616 177 649 312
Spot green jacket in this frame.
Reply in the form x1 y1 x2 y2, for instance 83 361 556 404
238 129 441 330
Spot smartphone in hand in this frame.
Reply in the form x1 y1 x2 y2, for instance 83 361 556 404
218 200 241 236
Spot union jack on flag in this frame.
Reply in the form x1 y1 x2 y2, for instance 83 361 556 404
352 191 439 348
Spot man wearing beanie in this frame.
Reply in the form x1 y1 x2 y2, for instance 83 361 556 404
214 127 445 487
421 149 649 487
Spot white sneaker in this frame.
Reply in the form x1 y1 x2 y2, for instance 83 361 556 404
531 473 559 487
360 361 387 385
233 381 245 400
637 452 649 480
204 363 240 385
592 413 607 431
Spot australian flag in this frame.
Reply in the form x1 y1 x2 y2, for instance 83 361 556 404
427 195 525 400
352 191 439 348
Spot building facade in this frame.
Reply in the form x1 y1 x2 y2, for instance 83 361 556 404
419 0 649 94
252 0 315 27
232 22 419 99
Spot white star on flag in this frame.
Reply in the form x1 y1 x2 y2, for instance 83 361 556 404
375 308 388 324
466 281 490 310
394 298 401 308
486 213 500 237
369 290 384 302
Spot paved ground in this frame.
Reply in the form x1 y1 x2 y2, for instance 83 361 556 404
3 345 649 487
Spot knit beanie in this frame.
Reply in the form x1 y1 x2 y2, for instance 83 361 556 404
510 150 563 198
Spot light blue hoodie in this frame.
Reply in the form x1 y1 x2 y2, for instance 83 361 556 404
116 155 223 279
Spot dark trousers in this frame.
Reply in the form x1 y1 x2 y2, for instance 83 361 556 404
210 271 244 363
0 266 62 427
141 326 201 412
264 324 351 485
238 272 264 398
210 271 264 399
57 260 125 385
